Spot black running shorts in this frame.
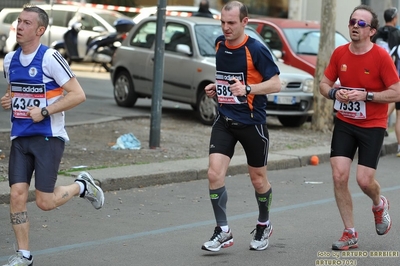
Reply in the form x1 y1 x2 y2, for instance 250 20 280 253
9 136 65 192
331 118 385 169
209 115 270 167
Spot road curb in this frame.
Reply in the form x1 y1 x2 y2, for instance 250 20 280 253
0 140 396 205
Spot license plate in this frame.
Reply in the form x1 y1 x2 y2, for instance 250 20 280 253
273 95 295 105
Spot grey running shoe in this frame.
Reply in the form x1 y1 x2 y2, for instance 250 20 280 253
2 251 33 266
332 229 358 250
201 226 233 252
250 224 273 251
372 195 391 235
75 171 105 209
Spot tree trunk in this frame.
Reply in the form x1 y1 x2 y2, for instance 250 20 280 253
311 0 337 132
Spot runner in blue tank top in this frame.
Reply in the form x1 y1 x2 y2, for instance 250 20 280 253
201 1 281 252
0 5 105 266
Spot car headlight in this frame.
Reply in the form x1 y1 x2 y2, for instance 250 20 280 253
302 78 314 93
280 80 288 89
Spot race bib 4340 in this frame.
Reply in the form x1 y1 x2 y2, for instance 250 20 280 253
11 82 46 119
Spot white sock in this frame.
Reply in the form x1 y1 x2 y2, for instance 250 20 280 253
374 198 383 208
75 181 85 195
257 220 269 226
220 225 229 232
18 249 30 258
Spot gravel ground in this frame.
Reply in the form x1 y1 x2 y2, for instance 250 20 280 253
0 114 333 182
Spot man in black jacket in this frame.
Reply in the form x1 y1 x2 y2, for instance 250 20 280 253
193 0 214 18
372 7 400 155
372 7 400 58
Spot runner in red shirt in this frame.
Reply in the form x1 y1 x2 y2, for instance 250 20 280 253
320 5 400 251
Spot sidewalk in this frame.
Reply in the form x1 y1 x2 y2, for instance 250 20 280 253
0 133 396 205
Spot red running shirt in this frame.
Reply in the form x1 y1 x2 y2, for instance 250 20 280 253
325 43 400 128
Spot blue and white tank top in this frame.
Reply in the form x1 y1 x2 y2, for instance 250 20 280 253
8 45 68 140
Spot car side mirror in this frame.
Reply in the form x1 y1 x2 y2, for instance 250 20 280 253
176 44 192 56
272 49 282 59
272 49 284 62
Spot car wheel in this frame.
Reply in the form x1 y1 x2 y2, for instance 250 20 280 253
196 90 217 126
277 115 308 127
113 70 138 107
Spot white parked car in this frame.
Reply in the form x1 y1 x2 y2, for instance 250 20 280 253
4 4 130 57
0 8 21 53
110 16 314 127
132 5 220 24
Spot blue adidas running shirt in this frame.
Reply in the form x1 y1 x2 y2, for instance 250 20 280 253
8 45 67 139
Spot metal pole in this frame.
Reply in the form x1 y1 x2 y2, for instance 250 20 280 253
47 0 53 46
149 0 166 148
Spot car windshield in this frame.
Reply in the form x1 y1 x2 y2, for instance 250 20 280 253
195 24 277 60
283 29 348 55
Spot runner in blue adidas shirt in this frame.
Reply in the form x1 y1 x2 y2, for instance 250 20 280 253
201 0 281 252
1 5 104 266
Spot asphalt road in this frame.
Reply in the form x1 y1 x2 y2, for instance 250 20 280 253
0 156 399 266
0 60 193 131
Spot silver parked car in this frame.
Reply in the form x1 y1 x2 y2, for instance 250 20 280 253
131 5 221 24
5 4 130 57
110 16 314 126
0 8 20 53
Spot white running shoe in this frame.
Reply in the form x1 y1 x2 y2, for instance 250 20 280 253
75 171 105 209
2 251 33 266
250 224 273 251
201 226 233 252
372 195 391 235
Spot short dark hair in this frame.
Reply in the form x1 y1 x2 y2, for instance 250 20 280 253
384 7 397 23
199 0 210 10
350 5 378 30
22 4 49 29
223 1 248 21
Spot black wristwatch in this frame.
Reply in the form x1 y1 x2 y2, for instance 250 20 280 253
41 107 50 118
366 92 374 101
245 85 252 95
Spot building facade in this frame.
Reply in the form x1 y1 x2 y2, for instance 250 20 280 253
3 0 396 36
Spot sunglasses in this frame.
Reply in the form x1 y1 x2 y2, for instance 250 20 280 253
391 8 398 18
349 18 371 28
